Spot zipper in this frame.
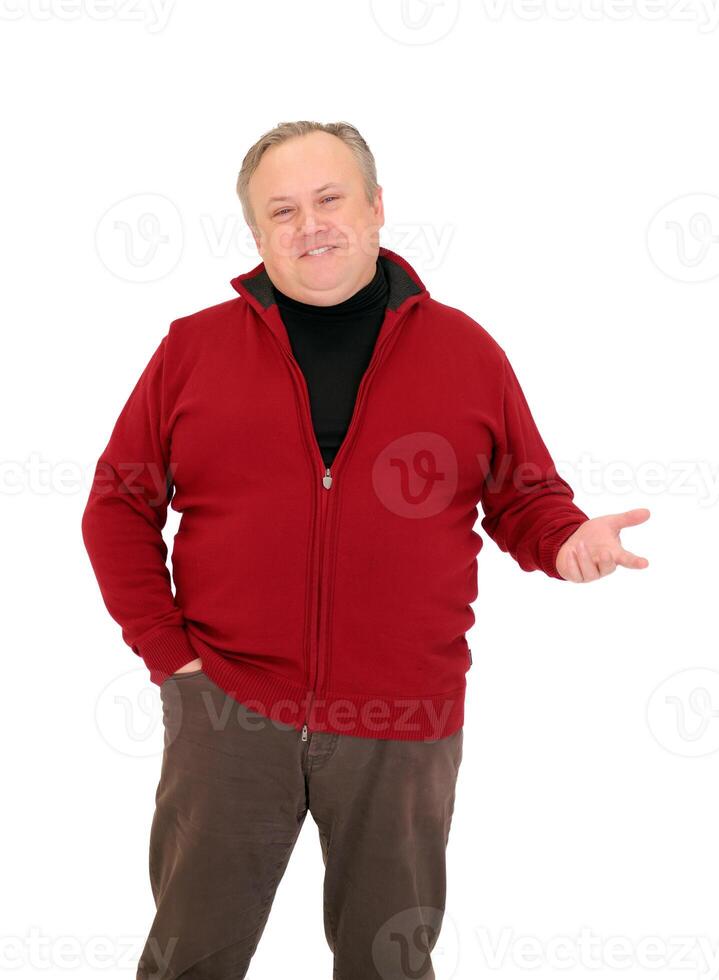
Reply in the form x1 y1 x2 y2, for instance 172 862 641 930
269 307 410 741
301 467 330 742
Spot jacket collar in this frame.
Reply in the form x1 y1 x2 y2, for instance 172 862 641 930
229 246 430 354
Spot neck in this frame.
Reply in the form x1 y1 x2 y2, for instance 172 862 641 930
271 259 388 316
270 259 380 308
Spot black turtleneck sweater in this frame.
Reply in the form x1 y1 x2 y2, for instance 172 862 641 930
271 258 390 469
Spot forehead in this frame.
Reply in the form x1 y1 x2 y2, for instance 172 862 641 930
250 133 360 203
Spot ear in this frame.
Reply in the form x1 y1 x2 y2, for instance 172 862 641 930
373 185 385 229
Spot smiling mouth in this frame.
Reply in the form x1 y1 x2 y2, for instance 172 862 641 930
301 245 338 258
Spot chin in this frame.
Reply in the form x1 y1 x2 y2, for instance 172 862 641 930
298 264 344 285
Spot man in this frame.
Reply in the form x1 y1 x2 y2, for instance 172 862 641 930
82 121 650 980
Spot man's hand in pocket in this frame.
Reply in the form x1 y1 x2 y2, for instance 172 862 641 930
173 658 203 675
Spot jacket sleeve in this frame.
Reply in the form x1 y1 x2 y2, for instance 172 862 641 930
479 351 590 579
81 333 199 682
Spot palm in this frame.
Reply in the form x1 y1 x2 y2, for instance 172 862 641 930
556 508 650 583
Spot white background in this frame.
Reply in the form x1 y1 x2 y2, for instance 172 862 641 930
1 1 717 977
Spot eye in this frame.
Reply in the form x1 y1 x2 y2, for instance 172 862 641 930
273 196 338 218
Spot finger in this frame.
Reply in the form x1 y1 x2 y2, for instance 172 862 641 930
607 507 651 531
596 549 617 577
615 548 650 570
576 539 601 581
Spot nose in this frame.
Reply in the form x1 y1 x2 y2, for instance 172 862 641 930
297 204 328 238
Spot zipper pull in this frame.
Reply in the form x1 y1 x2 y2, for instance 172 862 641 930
322 467 332 490
301 723 308 741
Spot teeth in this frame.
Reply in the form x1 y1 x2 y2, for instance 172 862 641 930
306 246 333 256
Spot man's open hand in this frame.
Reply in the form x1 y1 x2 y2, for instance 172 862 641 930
556 508 651 582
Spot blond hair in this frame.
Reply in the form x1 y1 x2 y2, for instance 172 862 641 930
236 120 379 233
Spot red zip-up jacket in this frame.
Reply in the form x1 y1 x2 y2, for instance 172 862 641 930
81 246 590 741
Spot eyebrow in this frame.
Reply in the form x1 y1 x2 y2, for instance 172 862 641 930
267 183 345 205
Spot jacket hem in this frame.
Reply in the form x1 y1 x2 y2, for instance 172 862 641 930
167 635 465 742
137 626 201 684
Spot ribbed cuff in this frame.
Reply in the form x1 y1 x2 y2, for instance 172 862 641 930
136 627 200 684
538 518 589 580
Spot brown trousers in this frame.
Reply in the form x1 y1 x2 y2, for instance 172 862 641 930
137 670 463 980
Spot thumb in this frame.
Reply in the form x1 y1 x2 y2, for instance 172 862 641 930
607 507 651 531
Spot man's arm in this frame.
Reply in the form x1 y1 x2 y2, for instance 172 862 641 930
81 333 200 683
479 351 591 579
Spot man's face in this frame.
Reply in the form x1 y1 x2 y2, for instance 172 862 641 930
247 131 384 306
